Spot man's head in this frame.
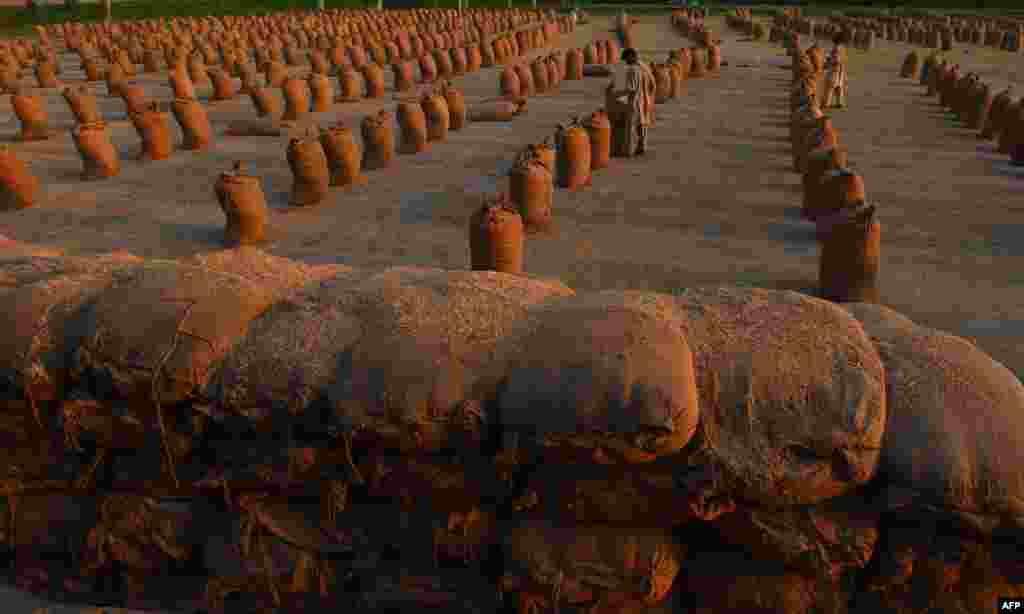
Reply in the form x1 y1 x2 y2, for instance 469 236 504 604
622 47 638 64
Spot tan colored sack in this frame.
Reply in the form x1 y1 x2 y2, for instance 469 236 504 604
530 58 549 93
287 133 330 206
265 60 288 87
555 119 591 189
817 202 880 304
361 62 385 98
501 523 683 611
469 193 523 274
82 56 104 82
565 47 583 80
238 63 259 95
433 47 454 78
12 93 51 141
249 86 282 119
500 64 520 98
172 96 212 151
336 67 363 102
843 302 1024 523
515 61 534 96
281 76 311 121
34 61 58 89
419 53 438 83
397 100 430 154
392 60 416 92
209 68 236 102
584 109 612 170
302 73 330 113
0 146 38 211
440 81 466 131
187 52 209 85
119 83 147 116
509 146 553 232
451 46 468 75
63 86 103 124
320 124 366 188
802 146 848 220
361 110 395 170
421 91 450 142
168 62 196 99
72 120 120 180
215 161 268 247
130 101 173 161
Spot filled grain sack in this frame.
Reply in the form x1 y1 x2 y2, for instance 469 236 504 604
0 252 142 413
500 521 683 612
0 492 98 559
201 495 352 610
549 287 885 507
683 549 848 614
710 489 881 581
80 494 204 580
494 290 700 466
668 286 886 505
208 266 573 456
72 253 331 406
858 522 1024 614
843 303 1024 524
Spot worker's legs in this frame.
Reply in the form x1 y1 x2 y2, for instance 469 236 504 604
637 124 648 154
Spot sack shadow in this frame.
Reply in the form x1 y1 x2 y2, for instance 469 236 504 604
990 160 1024 178
158 221 225 248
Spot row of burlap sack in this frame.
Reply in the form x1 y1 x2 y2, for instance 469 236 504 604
3 7 558 95
0 243 1021 612
829 13 1023 52
900 49 1024 166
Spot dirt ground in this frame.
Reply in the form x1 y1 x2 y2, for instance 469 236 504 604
1 15 1023 377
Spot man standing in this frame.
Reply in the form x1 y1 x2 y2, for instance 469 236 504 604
822 32 849 109
619 47 656 155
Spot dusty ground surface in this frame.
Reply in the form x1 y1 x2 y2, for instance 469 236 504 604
0 14 1022 609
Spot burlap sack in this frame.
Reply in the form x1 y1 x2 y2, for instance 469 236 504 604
0 254 141 414
216 162 269 247
210 266 572 456
500 522 683 612
287 133 330 206
606 286 886 506
843 303 1024 522
494 290 699 470
71 260 290 405
63 86 103 124
72 120 120 180
897 516 1024 610
82 494 203 578
683 549 848 614
12 93 52 141
201 495 350 609
0 147 39 211
320 124 366 188
361 110 395 170
711 488 881 581
468 98 526 122
0 492 97 559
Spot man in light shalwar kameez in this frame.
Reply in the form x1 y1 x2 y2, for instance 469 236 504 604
822 32 850 109
621 47 657 155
